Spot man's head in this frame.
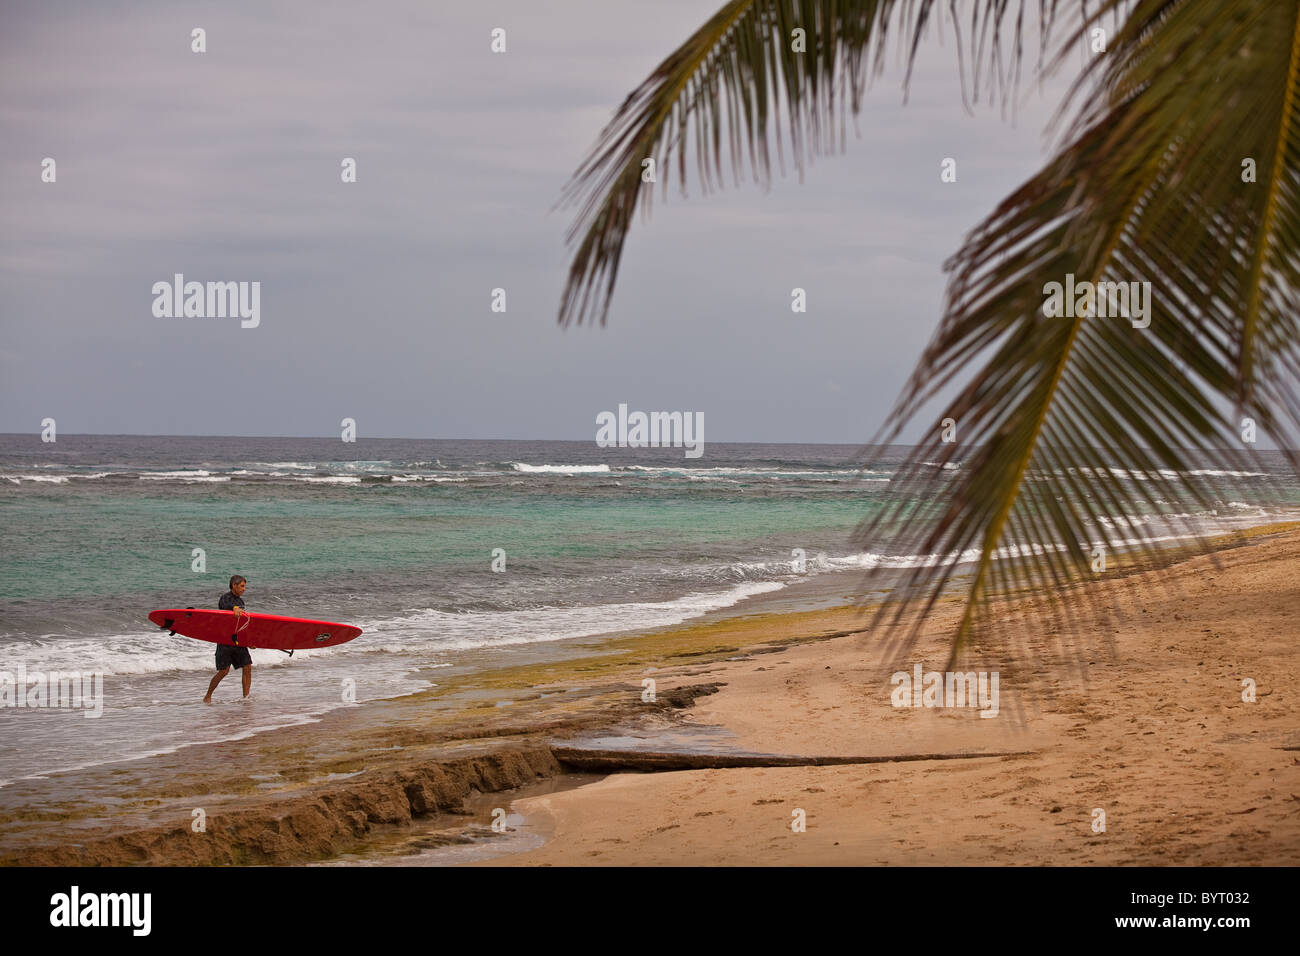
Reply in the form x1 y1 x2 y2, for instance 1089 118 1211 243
229 575 247 597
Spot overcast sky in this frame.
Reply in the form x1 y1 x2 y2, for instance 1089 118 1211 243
0 0 1080 442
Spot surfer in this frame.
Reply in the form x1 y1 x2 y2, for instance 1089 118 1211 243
203 575 252 702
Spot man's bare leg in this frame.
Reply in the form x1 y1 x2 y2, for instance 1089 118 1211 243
204 667 230 703
242 664 252 698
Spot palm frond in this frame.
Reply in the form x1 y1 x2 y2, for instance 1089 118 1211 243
557 0 1059 327
861 0 1300 665
557 0 1300 670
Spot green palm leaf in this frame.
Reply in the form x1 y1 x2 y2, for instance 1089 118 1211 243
863 0 1300 663
557 0 1053 327
557 0 1300 665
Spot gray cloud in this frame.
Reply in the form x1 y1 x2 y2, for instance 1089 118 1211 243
1 0 1078 442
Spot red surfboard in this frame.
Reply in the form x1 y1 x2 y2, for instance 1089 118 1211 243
148 608 362 650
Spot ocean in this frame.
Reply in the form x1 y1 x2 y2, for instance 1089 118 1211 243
2 433 1296 786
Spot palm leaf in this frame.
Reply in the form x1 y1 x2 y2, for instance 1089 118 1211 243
557 0 1300 668
557 0 1059 327
862 0 1300 665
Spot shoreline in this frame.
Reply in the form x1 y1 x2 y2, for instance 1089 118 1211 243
2 521 1298 865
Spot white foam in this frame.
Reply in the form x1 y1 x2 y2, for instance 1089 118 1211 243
624 465 871 477
1050 466 1269 481
355 580 785 652
1179 468 1267 478
510 462 611 474
140 470 230 482
0 633 310 676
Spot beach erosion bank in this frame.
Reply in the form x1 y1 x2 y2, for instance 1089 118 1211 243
2 525 1298 866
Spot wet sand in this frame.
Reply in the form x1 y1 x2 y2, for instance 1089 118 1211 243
3 526 1298 866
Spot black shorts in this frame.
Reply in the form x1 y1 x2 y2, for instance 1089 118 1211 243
215 644 252 671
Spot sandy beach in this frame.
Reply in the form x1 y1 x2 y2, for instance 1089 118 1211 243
492 529 1300 866
3 525 1297 866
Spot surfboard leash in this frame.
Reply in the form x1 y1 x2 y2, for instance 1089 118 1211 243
231 610 251 644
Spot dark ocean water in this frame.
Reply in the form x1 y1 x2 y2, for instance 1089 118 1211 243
2 433 1296 785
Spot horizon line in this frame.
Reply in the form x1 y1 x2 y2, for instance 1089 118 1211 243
0 431 880 446
0 432 1290 453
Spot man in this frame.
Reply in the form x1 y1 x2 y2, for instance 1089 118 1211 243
204 575 252 702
